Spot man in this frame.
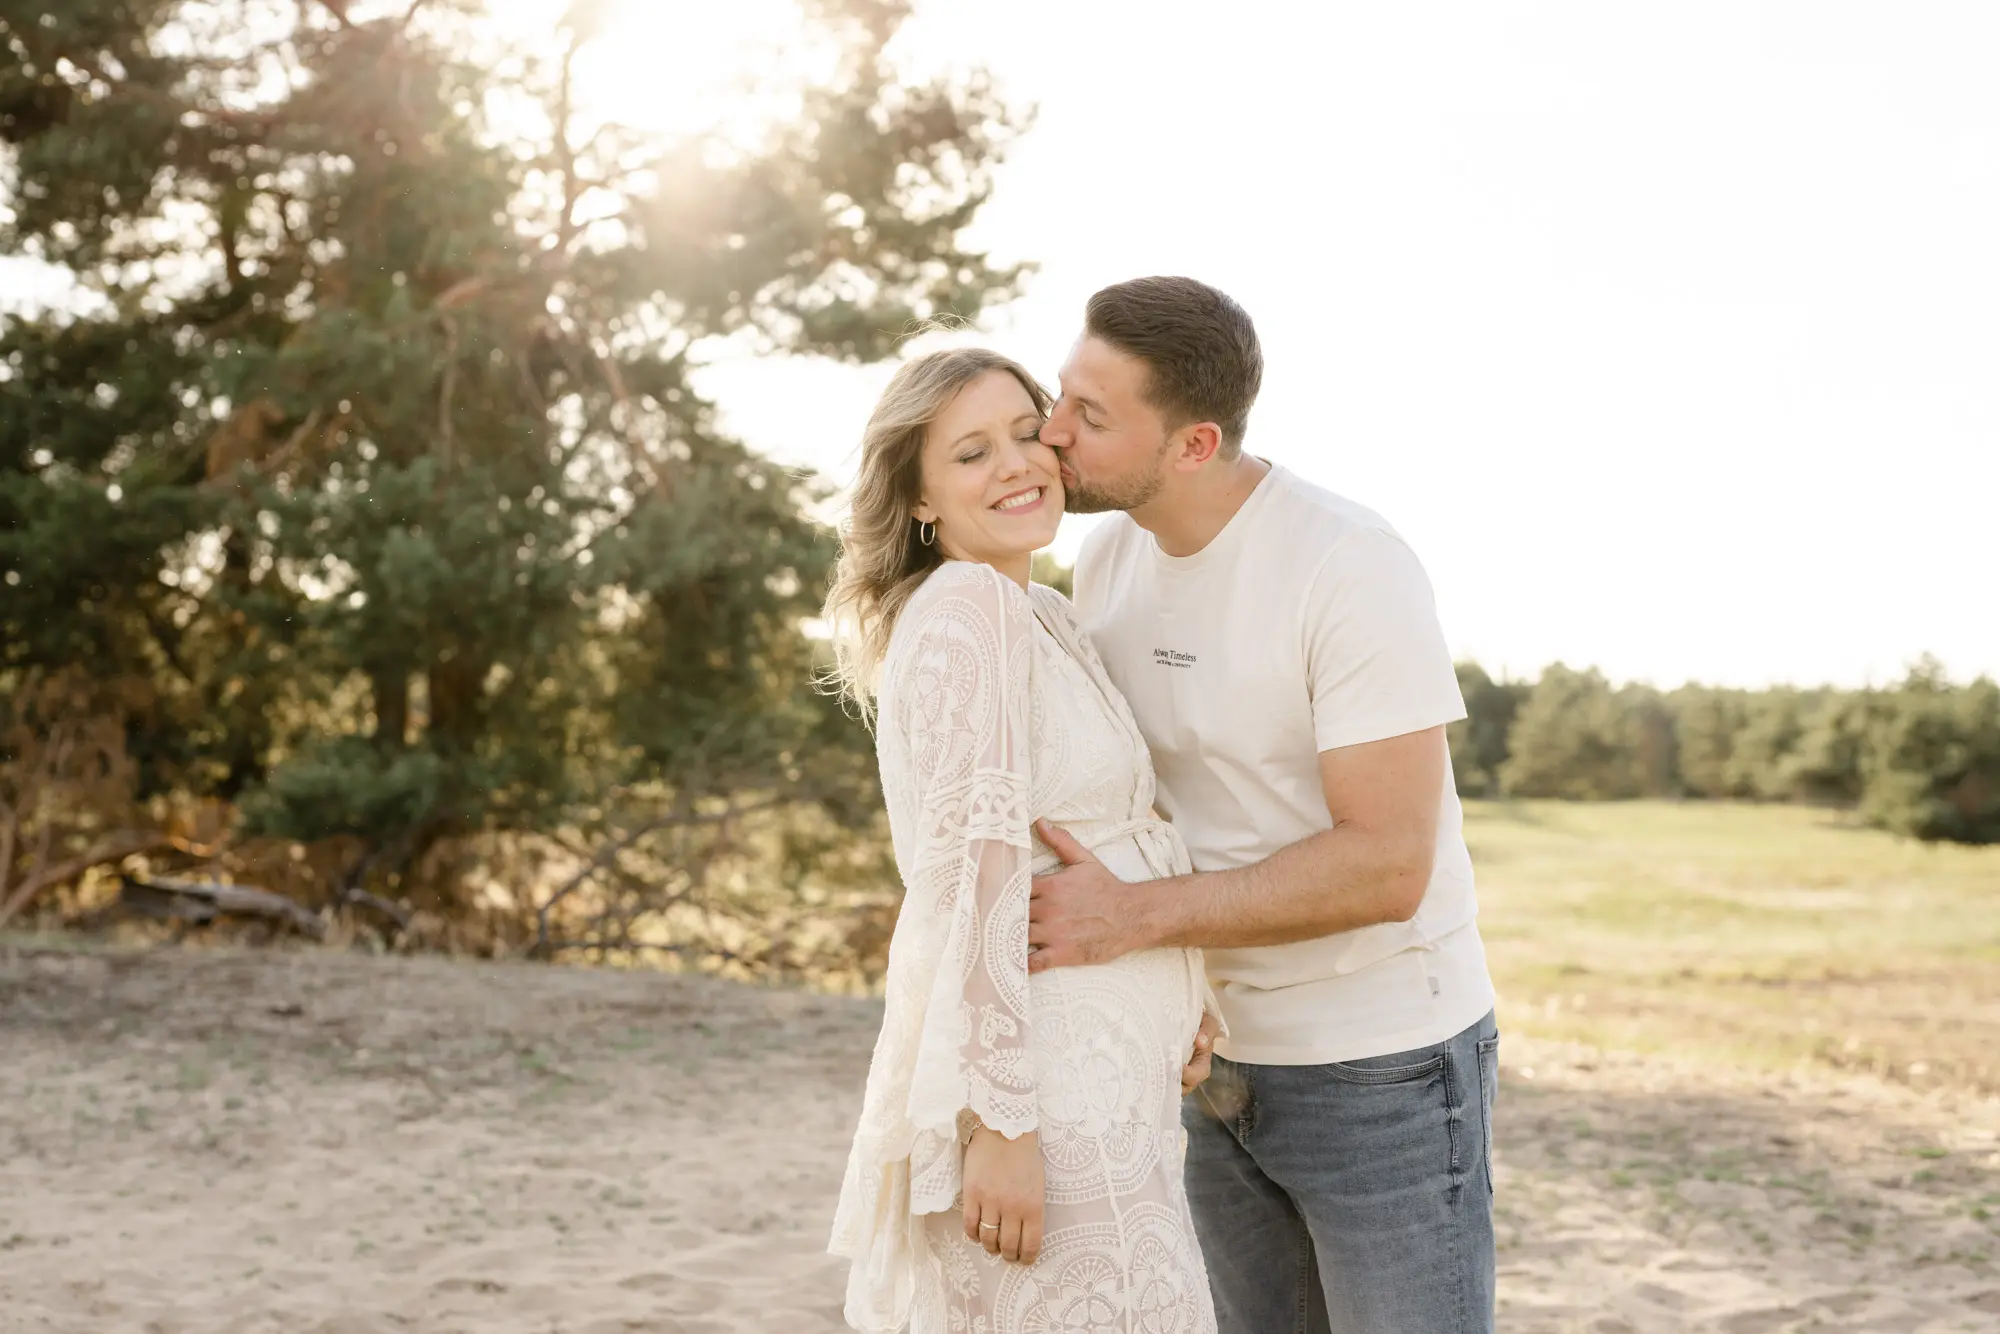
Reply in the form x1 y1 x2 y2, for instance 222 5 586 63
1030 276 1499 1333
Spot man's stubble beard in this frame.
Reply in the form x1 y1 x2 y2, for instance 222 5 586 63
1058 444 1171 515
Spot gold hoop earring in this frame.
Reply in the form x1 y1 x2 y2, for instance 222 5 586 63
918 520 936 547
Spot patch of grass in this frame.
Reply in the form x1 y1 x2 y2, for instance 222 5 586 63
1468 800 2000 1094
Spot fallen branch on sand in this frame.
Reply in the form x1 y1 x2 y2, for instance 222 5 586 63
0 832 173 930
118 874 327 940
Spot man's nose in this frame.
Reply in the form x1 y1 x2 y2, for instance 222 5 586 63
1040 412 1072 449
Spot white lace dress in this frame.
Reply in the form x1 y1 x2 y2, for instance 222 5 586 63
830 561 1219 1334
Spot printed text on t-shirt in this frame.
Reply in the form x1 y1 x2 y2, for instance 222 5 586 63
1152 648 1197 669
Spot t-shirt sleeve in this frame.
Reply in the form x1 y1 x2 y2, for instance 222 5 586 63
1303 526 1467 753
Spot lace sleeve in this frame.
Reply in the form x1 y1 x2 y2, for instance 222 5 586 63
893 563 1038 1145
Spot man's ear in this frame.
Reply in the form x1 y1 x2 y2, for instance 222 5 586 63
1172 421 1225 469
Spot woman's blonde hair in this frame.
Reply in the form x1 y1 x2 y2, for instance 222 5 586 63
821 348 1054 721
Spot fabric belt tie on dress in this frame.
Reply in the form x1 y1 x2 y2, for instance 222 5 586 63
1037 815 1225 1038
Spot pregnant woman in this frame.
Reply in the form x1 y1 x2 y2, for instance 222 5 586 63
824 348 1219 1333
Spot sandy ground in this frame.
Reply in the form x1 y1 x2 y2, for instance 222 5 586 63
3 939 1997 1333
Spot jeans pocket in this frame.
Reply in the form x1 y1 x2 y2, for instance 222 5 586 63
1476 1033 1500 1196
1325 1047 1447 1087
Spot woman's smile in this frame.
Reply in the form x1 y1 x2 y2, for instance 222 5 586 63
992 486 1046 514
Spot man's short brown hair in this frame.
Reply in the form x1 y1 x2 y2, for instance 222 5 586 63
1085 276 1263 456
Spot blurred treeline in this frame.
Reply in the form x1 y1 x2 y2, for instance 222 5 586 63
0 0 1025 973
1450 660 2000 844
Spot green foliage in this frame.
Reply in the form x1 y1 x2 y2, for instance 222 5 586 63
1449 661 1526 797
1667 685 1752 799
0 0 1026 930
1451 657 1994 846
1723 688 1813 800
1499 665 1676 800
1030 550 1073 599
1784 689 1874 806
243 735 464 845
1858 663 2000 844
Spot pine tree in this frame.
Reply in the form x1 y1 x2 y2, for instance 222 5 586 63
1 0 1025 940
1448 661 1526 798
1859 661 2000 843
1500 664 1675 800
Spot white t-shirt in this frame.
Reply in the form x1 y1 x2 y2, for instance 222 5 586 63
1074 463 1495 1065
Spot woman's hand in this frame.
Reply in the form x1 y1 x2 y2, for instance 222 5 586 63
1181 1011 1220 1095
961 1126 1044 1264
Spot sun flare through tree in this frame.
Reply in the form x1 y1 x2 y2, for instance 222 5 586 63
0 0 1029 961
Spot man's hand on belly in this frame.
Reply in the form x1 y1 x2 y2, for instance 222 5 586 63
1027 820 1157 972
1033 729 1450 958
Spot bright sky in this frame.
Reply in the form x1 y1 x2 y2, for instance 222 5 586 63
697 1 2000 690
8 2 1995 689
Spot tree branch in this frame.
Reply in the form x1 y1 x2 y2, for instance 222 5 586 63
555 28 582 254
118 873 326 939
312 0 357 30
0 806 18 906
332 832 419 935
437 315 459 470
531 801 689 956
0 832 172 930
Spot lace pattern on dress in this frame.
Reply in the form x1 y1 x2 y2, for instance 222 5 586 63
830 565 1217 1334
829 563 1041 1329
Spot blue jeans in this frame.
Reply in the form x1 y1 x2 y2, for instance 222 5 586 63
1181 1010 1499 1334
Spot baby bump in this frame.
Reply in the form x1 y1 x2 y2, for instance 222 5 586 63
1026 948 1201 1204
